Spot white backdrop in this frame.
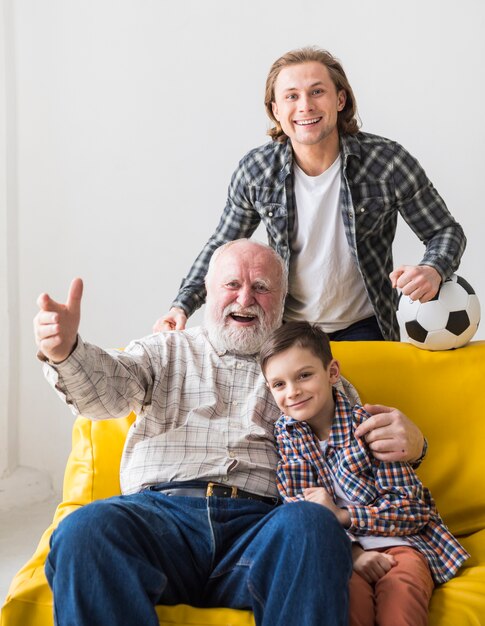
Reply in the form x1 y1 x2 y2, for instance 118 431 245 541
3 0 484 493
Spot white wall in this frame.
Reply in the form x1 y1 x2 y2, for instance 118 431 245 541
4 0 484 493
1 0 19 478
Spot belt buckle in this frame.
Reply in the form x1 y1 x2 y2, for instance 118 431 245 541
206 482 238 498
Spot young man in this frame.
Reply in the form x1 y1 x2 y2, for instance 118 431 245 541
34 240 425 626
259 321 468 626
154 47 466 341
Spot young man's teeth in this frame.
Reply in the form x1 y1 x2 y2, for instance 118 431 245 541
296 118 320 125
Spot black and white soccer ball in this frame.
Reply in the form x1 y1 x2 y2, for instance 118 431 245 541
397 274 481 350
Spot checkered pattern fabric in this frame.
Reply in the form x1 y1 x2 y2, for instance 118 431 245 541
172 132 465 340
275 390 469 584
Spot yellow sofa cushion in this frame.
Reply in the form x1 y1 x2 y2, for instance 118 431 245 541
2 340 485 626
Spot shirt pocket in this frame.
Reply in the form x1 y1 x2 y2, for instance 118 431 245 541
350 182 395 239
251 186 288 248
254 201 288 247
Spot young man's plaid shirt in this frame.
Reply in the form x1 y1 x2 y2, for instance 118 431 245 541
172 132 466 340
275 389 469 584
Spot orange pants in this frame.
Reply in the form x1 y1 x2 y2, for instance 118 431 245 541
349 546 434 626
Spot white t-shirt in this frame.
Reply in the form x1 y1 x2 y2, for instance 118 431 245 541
284 157 374 332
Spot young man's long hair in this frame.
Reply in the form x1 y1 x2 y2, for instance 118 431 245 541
264 47 360 142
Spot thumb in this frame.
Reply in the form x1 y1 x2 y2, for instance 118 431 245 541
363 403 391 416
37 292 63 313
66 278 84 313
389 267 404 287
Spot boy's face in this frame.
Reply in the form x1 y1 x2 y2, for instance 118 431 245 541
265 345 340 433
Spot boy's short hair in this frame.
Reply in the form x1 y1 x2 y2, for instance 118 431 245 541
259 321 333 375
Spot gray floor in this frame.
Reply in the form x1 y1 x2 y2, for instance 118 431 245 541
0 497 58 606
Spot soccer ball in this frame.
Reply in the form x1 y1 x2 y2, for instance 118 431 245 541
397 274 481 350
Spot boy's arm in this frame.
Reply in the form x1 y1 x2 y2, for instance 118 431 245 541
347 407 433 536
274 421 317 502
345 461 432 537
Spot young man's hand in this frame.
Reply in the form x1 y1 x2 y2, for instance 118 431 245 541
390 264 441 302
152 307 187 333
351 544 396 583
34 278 83 363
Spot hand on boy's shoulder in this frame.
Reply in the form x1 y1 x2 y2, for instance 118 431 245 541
354 403 425 464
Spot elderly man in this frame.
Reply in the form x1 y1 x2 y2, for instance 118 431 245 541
34 239 424 626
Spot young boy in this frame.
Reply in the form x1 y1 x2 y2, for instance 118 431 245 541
259 321 469 626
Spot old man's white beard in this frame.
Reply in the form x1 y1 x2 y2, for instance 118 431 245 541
205 303 282 356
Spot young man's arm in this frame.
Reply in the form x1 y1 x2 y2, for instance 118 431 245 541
390 141 466 301
153 158 261 332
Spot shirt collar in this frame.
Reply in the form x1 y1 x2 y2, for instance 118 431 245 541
275 138 294 182
278 133 361 179
339 132 362 167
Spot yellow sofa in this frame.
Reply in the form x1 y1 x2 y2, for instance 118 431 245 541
2 340 485 626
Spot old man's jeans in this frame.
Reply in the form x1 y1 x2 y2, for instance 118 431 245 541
45 490 352 626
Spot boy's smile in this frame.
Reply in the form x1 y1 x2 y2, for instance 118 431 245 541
265 345 340 439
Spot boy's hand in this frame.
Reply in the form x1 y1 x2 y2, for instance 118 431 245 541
351 545 396 583
304 487 350 527
34 278 83 363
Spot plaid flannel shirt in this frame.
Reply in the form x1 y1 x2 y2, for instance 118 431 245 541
172 132 466 340
274 390 469 584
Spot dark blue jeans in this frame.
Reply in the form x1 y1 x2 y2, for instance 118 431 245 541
45 492 352 626
327 315 384 341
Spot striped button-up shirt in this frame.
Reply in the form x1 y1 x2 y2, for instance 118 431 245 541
275 390 469 584
43 327 358 497
172 132 466 341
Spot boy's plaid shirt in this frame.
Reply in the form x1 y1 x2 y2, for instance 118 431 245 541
173 132 466 340
275 390 469 584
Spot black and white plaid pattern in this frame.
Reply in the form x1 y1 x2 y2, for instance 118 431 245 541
172 132 466 340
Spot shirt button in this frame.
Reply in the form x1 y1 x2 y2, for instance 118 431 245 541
349 213 353 219
360 207 365 213
232 401 238 406
268 211 273 217
222 476 229 482
228 451 236 458
389 524 396 531
359 521 366 528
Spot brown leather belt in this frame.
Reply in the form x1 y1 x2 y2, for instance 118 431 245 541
149 481 280 506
